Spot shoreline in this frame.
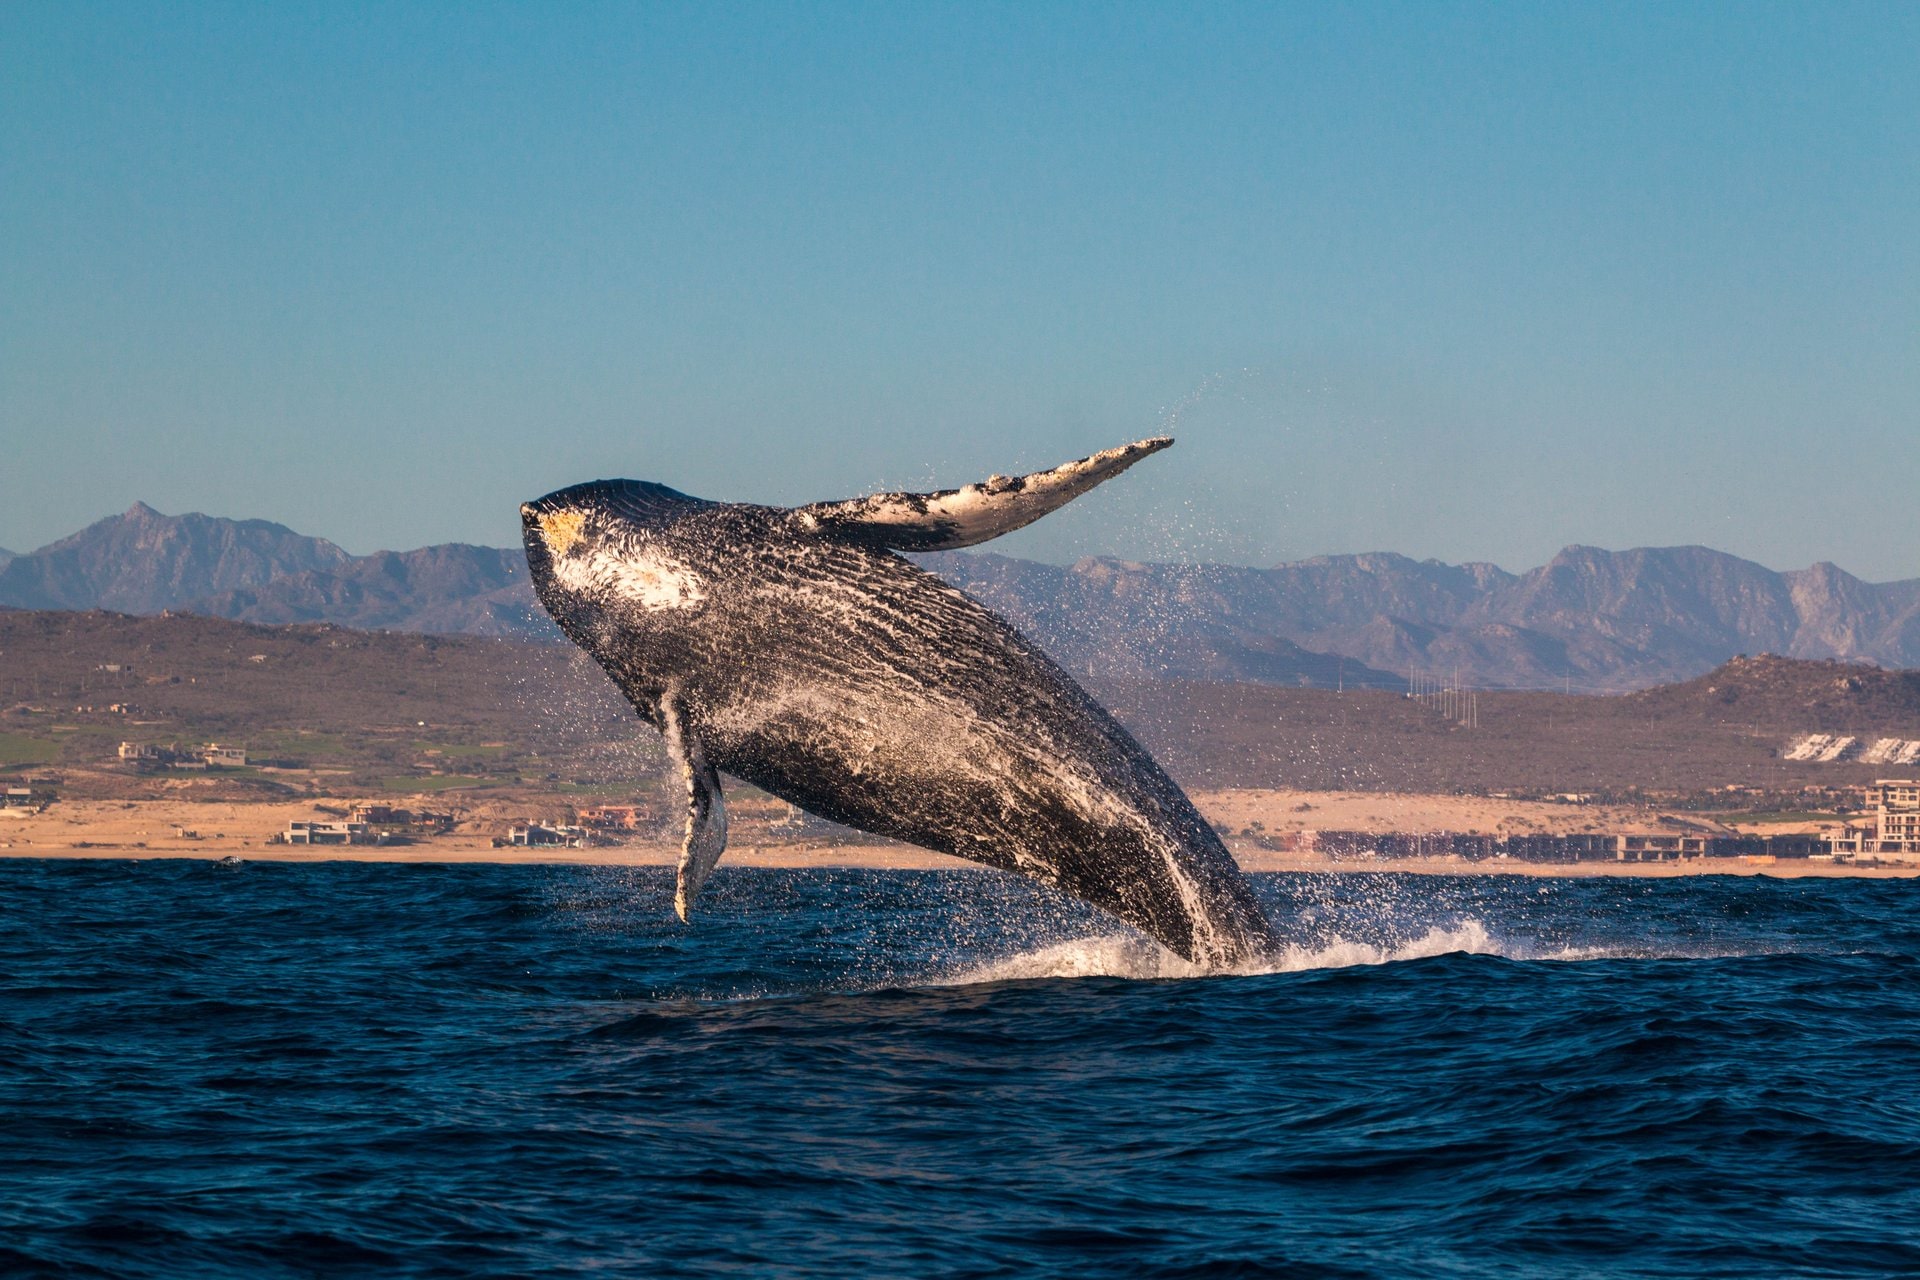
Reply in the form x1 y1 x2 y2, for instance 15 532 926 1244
3 795 1913 878
7 843 1916 879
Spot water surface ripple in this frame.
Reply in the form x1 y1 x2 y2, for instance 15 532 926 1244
3 861 1917 1278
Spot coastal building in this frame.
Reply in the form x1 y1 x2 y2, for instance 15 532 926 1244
118 741 163 761
2 779 56 809
348 804 454 833
505 823 589 848
1617 834 1705 861
203 744 247 768
1760 834 1824 858
579 804 652 830
1259 829 1815 862
1875 780 1920 843
1511 833 1616 861
1824 780 1920 859
285 820 377 845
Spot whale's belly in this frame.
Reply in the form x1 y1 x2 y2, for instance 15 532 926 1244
697 660 1131 872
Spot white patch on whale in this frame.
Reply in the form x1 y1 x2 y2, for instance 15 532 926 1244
550 540 706 612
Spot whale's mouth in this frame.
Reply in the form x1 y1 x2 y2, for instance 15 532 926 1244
519 501 556 569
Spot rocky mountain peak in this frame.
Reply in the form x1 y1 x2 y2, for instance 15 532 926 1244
0 503 351 615
3 504 1918 691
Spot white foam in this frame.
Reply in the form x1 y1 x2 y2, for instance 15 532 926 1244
1264 920 1503 972
948 935 1211 983
941 920 1507 985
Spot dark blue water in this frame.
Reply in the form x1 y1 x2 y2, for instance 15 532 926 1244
3 861 1918 1278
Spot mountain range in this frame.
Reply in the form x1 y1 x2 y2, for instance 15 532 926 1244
3 503 1916 692
0 503 549 639
920 547 1920 691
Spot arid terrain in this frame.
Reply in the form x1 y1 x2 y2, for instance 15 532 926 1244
5 611 1920 876
7 610 1919 796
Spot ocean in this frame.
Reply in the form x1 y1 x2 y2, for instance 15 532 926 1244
3 859 1917 1278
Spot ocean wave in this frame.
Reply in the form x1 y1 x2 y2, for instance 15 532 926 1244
8 862 1919 1279
933 918 1787 986
940 920 1508 984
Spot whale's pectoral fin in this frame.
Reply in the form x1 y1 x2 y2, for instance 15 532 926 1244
793 436 1173 552
663 702 727 922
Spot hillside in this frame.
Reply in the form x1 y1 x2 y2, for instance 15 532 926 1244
924 545 1920 692
5 613 1916 804
195 544 557 638
1106 655 1920 796
5 503 1920 692
1623 653 1920 730
0 610 648 799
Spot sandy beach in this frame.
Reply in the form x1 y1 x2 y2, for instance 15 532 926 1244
3 793 1911 878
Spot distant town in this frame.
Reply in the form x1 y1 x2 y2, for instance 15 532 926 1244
5 745 1917 870
1247 779 1920 867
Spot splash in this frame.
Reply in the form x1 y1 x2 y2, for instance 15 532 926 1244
927 918 1778 987
1263 919 1503 972
940 920 1506 985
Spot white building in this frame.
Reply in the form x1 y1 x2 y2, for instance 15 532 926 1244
1825 780 1920 858
507 823 588 848
285 821 376 845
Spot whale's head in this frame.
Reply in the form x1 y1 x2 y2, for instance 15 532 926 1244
520 480 715 646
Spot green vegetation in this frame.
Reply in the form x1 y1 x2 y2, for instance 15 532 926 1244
269 731 356 758
415 740 509 760
1 611 638 794
378 774 490 792
0 733 58 767
53 726 125 764
537 780 652 796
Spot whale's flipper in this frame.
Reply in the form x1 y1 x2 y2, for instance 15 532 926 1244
794 437 1173 552
664 701 727 922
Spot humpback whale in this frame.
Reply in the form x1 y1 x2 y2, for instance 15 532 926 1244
521 438 1276 967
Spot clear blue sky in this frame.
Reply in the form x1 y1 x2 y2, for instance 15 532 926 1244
3 2 1916 577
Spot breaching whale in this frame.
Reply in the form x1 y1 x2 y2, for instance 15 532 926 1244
521 438 1277 967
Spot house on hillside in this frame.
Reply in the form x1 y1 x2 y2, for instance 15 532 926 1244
203 744 247 768
579 804 652 830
